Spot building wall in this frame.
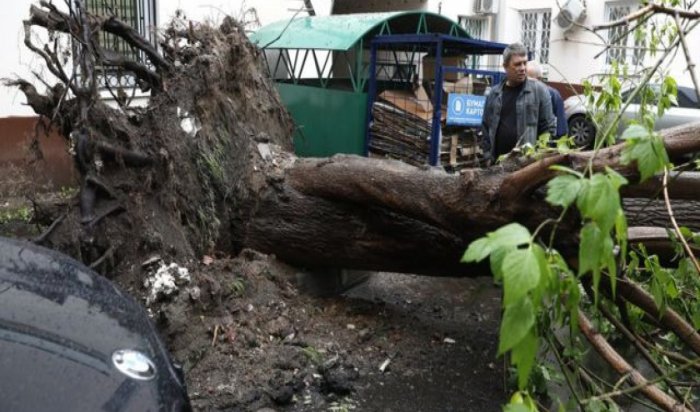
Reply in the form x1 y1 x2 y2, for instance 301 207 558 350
0 0 330 189
426 0 700 87
0 0 332 118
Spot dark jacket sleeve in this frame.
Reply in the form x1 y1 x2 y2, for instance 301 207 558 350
481 94 494 160
537 83 556 138
550 89 568 137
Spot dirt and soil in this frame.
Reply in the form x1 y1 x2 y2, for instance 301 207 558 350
138 250 506 412
1 202 506 411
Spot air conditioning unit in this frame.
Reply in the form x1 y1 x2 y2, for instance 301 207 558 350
556 0 586 31
474 0 498 15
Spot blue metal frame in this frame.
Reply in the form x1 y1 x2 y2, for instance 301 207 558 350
364 42 378 157
366 34 507 166
429 38 444 166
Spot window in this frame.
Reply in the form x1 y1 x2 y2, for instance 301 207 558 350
458 16 488 68
520 9 551 64
85 0 157 87
605 1 645 65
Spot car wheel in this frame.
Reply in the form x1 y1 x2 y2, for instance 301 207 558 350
568 115 596 148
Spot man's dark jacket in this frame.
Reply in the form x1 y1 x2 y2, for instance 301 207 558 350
548 86 568 138
481 78 556 160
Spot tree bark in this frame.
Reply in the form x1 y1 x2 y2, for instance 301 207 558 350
8 3 700 280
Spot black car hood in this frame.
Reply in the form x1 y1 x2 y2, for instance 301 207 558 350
0 237 189 411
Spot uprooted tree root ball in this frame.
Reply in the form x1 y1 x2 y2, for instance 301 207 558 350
10 7 294 287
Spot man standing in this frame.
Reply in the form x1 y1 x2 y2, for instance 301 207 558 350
481 43 556 162
527 60 568 138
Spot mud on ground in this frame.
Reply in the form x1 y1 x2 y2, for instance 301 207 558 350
144 250 506 411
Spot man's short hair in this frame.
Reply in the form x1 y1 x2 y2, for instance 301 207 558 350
503 42 528 65
527 60 543 79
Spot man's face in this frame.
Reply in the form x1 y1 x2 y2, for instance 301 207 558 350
504 54 528 85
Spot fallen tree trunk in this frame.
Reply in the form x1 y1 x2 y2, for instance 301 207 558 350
9 2 700 280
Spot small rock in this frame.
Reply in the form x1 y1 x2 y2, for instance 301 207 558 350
346 324 356 330
188 286 201 301
265 316 292 338
443 337 456 344
270 385 294 405
321 363 359 395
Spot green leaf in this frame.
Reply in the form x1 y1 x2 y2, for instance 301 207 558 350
602 235 616 300
491 246 508 282
668 94 678 107
579 223 614 301
614 209 628 271
503 405 531 412
620 124 649 140
462 237 492 263
499 297 535 354
650 276 665 312
691 302 700 329
532 243 553 291
489 223 532 250
665 278 679 299
502 247 541 307
546 175 582 208
576 173 619 233
511 331 538 389
605 167 629 190
549 164 584 178
620 127 669 182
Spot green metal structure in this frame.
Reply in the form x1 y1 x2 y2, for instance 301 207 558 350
250 12 473 158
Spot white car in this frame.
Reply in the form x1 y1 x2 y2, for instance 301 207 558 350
564 85 700 147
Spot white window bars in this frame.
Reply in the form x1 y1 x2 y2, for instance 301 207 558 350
604 1 646 66
520 9 551 64
84 0 158 89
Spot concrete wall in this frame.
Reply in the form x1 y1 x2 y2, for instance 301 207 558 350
1 2 45 117
428 0 700 87
0 0 330 189
0 0 333 118
332 0 427 14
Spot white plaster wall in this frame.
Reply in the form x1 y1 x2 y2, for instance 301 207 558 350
2 0 699 116
432 0 700 86
1 1 50 116
0 0 332 117
159 0 332 28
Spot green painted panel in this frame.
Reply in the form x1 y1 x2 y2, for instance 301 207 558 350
250 11 470 51
278 83 367 157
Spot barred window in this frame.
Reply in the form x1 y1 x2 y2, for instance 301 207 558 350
605 1 645 65
520 9 551 64
84 0 157 87
458 16 488 68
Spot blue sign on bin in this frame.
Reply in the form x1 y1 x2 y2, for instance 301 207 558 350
446 94 486 126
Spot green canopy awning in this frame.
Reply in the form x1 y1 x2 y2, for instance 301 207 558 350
249 11 471 51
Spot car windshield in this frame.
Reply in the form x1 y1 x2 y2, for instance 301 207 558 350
677 86 699 108
620 84 699 108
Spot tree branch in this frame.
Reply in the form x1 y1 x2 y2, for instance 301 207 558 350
662 167 700 276
593 4 700 31
673 11 700 107
616 277 700 357
501 121 700 199
29 2 171 72
578 311 691 412
95 46 162 90
622 172 700 200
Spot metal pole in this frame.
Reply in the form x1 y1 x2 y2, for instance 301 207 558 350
429 37 444 166
364 41 378 157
